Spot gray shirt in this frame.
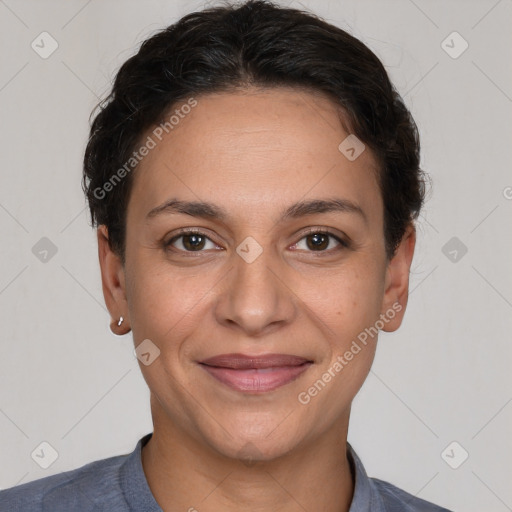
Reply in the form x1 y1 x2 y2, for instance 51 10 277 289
0 433 452 511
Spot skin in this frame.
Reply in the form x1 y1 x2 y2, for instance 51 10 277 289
98 86 416 512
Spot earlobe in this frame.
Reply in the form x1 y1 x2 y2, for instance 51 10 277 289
97 225 130 333
109 315 131 336
380 224 416 332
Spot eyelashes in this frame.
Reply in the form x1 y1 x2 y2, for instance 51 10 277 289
164 227 350 255
165 229 219 252
290 228 349 252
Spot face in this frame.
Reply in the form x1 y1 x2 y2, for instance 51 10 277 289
98 87 415 461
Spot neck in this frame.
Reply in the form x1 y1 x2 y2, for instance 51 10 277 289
141 399 354 512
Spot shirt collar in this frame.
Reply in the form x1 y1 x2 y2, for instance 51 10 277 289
347 442 386 511
119 432 162 511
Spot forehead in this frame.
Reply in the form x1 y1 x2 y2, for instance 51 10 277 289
127 87 382 228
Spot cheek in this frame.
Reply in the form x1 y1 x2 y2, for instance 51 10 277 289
301 262 384 337
126 257 218 344
294 269 381 424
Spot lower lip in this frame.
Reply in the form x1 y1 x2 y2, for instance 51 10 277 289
200 363 312 393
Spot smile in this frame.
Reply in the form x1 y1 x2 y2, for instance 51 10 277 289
198 353 313 393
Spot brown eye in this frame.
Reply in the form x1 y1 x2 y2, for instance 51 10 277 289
306 232 330 251
181 233 206 251
292 230 348 252
166 231 217 252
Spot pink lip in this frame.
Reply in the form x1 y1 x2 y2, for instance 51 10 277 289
199 353 313 393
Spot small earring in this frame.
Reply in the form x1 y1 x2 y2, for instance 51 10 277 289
110 315 130 336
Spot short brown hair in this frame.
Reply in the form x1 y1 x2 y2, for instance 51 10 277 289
83 0 426 263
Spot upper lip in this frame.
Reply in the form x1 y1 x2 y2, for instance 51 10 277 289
199 353 312 369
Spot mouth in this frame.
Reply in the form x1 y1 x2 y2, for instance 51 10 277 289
198 353 314 393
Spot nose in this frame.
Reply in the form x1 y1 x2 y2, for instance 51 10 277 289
214 243 297 337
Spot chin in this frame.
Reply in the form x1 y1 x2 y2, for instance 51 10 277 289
217 435 298 464
203 411 305 463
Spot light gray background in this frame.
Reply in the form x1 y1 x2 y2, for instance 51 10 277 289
0 1 511 510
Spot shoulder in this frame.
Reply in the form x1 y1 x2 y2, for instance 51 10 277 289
0 452 130 512
347 443 452 511
370 477 452 511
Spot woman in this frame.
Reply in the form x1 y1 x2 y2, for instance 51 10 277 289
0 1 451 510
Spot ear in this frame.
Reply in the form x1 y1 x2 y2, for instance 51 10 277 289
380 223 416 332
97 225 129 325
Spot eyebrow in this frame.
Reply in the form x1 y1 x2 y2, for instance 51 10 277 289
146 197 367 224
